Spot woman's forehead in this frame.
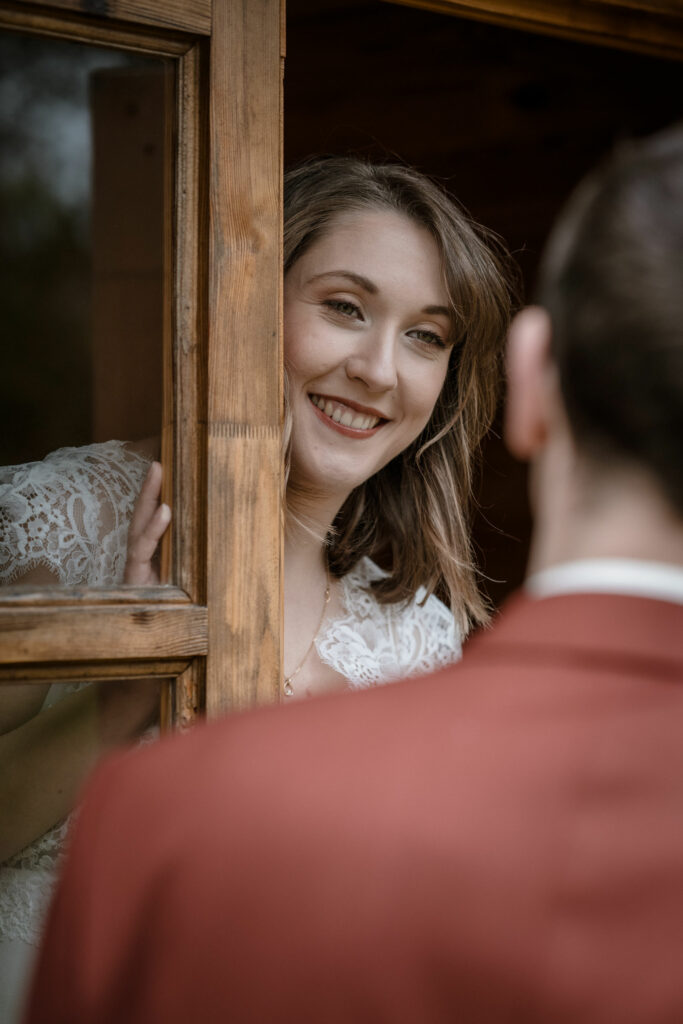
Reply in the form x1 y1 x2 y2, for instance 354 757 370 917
295 209 445 288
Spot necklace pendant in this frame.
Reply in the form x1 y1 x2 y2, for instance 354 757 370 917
283 678 294 697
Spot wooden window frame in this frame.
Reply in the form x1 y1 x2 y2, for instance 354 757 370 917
0 0 284 725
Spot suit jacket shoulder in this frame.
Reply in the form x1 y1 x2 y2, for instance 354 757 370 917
26 593 683 1024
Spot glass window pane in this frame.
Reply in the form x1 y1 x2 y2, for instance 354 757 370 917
0 33 172 589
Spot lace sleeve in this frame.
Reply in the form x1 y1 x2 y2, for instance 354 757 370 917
0 440 150 587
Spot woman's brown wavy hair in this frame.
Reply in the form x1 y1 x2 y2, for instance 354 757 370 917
284 156 517 633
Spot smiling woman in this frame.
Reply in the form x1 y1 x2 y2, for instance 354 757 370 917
131 155 516 699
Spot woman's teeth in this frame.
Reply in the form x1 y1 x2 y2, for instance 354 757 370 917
310 394 380 431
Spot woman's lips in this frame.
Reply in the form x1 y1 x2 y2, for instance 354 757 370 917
308 393 388 436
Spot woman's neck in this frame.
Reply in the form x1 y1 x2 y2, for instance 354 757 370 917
283 500 334 693
285 480 349 555
282 496 352 700
284 531 327 595
283 484 344 627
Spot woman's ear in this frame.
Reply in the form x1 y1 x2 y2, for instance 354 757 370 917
504 306 554 461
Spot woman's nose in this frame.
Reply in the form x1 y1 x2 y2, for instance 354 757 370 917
345 330 398 393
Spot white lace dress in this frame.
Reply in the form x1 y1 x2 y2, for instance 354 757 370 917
0 440 462 1023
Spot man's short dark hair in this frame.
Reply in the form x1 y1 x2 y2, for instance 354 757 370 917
536 123 683 515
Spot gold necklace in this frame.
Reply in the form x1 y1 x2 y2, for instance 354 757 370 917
283 569 331 697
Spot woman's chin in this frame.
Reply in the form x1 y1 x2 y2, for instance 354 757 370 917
288 459 370 506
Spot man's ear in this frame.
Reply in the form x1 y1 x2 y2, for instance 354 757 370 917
504 306 555 460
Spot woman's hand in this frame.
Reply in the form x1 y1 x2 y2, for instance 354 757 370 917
124 461 171 586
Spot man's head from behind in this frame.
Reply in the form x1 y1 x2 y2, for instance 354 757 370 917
506 123 683 555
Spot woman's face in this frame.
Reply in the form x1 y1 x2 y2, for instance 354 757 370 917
285 208 454 503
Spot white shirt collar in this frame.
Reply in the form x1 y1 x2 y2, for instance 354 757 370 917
525 558 683 606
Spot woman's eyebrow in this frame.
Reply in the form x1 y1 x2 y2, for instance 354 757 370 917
423 305 451 319
307 272 451 319
306 270 378 293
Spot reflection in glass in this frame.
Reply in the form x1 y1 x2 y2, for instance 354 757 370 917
0 33 171 589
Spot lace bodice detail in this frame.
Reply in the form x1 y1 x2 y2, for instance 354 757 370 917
316 557 461 687
0 822 71 946
0 440 150 587
0 441 150 947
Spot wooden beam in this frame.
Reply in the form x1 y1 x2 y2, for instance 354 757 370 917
0 586 190 606
385 0 683 59
12 0 211 36
0 5 192 55
0 660 191 683
205 0 283 716
0 603 207 663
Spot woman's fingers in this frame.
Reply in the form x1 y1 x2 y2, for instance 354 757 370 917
125 462 171 586
129 460 163 537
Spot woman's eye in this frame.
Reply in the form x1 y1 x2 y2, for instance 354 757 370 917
323 299 362 319
409 328 447 349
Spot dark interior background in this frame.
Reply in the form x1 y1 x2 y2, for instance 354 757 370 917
285 0 683 606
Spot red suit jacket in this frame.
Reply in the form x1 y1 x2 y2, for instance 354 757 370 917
24 593 683 1024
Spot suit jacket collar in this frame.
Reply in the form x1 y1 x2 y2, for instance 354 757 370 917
470 591 683 678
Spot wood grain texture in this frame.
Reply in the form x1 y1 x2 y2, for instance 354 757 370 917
205 0 283 716
0 6 191 55
387 0 683 58
208 0 282 424
0 660 190 683
15 0 211 36
160 59 175 586
172 42 207 605
0 586 190 606
172 658 206 729
206 436 281 717
599 0 683 14
0 604 207 663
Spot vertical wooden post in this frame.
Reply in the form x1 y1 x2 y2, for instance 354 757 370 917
205 0 284 716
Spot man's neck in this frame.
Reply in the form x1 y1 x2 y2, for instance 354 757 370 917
527 456 683 578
